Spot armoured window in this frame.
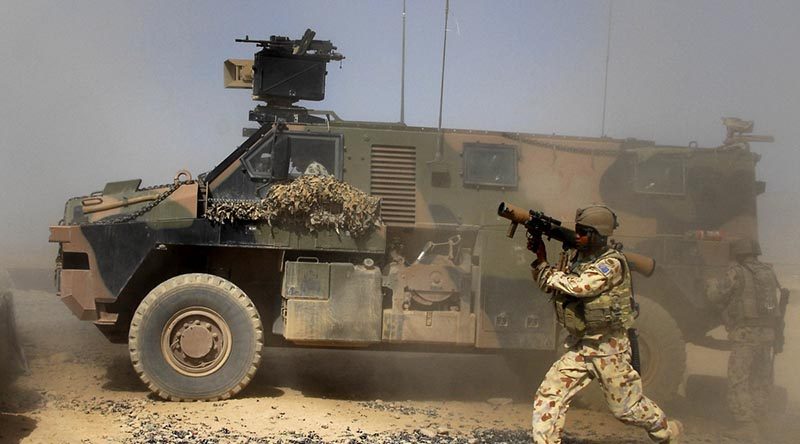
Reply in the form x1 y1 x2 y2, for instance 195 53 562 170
463 143 518 188
287 134 343 179
242 133 343 181
242 135 280 180
633 153 686 196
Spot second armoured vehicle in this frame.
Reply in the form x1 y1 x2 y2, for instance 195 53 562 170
50 30 772 401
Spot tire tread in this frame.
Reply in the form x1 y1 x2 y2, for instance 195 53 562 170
128 273 263 402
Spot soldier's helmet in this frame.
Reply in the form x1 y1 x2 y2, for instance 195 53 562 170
730 238 761 258
575 205 618 237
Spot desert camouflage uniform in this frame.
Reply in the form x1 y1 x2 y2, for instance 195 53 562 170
706 258 778 423
530 250 673 444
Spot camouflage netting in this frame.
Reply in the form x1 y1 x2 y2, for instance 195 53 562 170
206 175 382 237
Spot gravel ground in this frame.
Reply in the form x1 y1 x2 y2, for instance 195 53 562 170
2 288 800 443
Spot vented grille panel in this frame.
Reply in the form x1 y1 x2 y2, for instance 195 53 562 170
371 146 416 225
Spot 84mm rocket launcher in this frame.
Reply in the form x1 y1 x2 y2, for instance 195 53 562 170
497 202 656 277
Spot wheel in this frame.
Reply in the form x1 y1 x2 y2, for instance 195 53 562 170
128 273 263 401
571 296 686 409
634 297 686 402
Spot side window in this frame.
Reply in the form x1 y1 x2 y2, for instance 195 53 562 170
634 153 686 195
463 143 518 188
242 136 278 180
241 133 343 181
287 134 343 179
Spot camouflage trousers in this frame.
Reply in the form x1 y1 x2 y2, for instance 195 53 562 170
727 340 773 422
531 348 670 444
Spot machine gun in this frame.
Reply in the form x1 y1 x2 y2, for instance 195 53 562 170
234 29 344 61
225 29 345 124
497 202 656 277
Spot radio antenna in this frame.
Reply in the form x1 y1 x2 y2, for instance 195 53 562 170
601 0 613 137
434 0 450 161
400 0 407 124
437 0 450 133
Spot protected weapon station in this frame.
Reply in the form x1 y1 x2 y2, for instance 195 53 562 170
50 30 773 401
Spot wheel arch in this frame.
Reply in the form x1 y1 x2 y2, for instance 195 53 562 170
106 245 285 343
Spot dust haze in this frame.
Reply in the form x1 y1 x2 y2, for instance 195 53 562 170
2 1 800 443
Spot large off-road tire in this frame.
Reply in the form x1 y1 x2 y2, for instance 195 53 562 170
129 273 263 401
572 296 686 409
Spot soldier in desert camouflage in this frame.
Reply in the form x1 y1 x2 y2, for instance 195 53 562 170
705 238 785 441
528 205 682 444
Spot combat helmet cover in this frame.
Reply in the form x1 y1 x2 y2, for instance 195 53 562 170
575 205 618 237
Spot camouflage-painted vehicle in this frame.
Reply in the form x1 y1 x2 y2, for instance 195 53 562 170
49 30 772 401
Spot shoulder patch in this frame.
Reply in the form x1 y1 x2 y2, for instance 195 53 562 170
597 263 611 275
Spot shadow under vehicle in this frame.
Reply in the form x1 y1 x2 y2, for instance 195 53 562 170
49 30 773 401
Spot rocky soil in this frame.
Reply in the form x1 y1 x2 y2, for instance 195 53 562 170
2 287 800 443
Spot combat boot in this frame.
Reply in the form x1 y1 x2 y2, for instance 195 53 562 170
662 419 683 443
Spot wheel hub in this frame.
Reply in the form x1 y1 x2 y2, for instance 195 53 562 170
180 324 214 358
161 307 232 377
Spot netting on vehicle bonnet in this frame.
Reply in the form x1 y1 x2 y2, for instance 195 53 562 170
205 174 382 237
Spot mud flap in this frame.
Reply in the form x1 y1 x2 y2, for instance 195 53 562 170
0 290 29 382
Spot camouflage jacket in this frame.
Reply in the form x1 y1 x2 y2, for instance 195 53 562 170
532 248 633 356
706 258 780 337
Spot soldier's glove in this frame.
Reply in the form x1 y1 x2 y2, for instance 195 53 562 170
527 235 547 266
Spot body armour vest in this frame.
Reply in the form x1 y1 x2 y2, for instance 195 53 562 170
553 249 635 336
724 260 780 328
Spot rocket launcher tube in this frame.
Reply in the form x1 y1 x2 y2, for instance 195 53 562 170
497 202 579 248
624 251 656 277
497 202 656 276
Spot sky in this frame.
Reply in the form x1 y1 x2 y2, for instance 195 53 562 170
1 0 799 266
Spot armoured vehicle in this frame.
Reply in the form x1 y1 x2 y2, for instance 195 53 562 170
50 30 772 401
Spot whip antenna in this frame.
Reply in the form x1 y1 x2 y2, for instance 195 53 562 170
400 0 407 124
601 0 613 137
434 0 450 161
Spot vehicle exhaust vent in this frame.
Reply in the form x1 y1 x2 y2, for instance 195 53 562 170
370 146 416 225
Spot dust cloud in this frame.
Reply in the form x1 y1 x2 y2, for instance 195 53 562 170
2 1 800 443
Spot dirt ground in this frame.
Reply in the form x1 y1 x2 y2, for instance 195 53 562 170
2 285 800 444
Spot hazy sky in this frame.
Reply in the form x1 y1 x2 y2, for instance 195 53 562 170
1 0 799 266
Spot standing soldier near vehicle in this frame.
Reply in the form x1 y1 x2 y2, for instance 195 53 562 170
527 205 682 444
705 238 788 441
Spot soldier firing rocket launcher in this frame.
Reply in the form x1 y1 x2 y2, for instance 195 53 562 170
497 202 656 277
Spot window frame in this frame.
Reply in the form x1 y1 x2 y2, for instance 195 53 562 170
632 153 687 196
241 132 344 181
462 142 519 188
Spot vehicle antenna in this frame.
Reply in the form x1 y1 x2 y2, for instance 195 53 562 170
601 0 613 137
400 0 407 125
435 0 450 161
